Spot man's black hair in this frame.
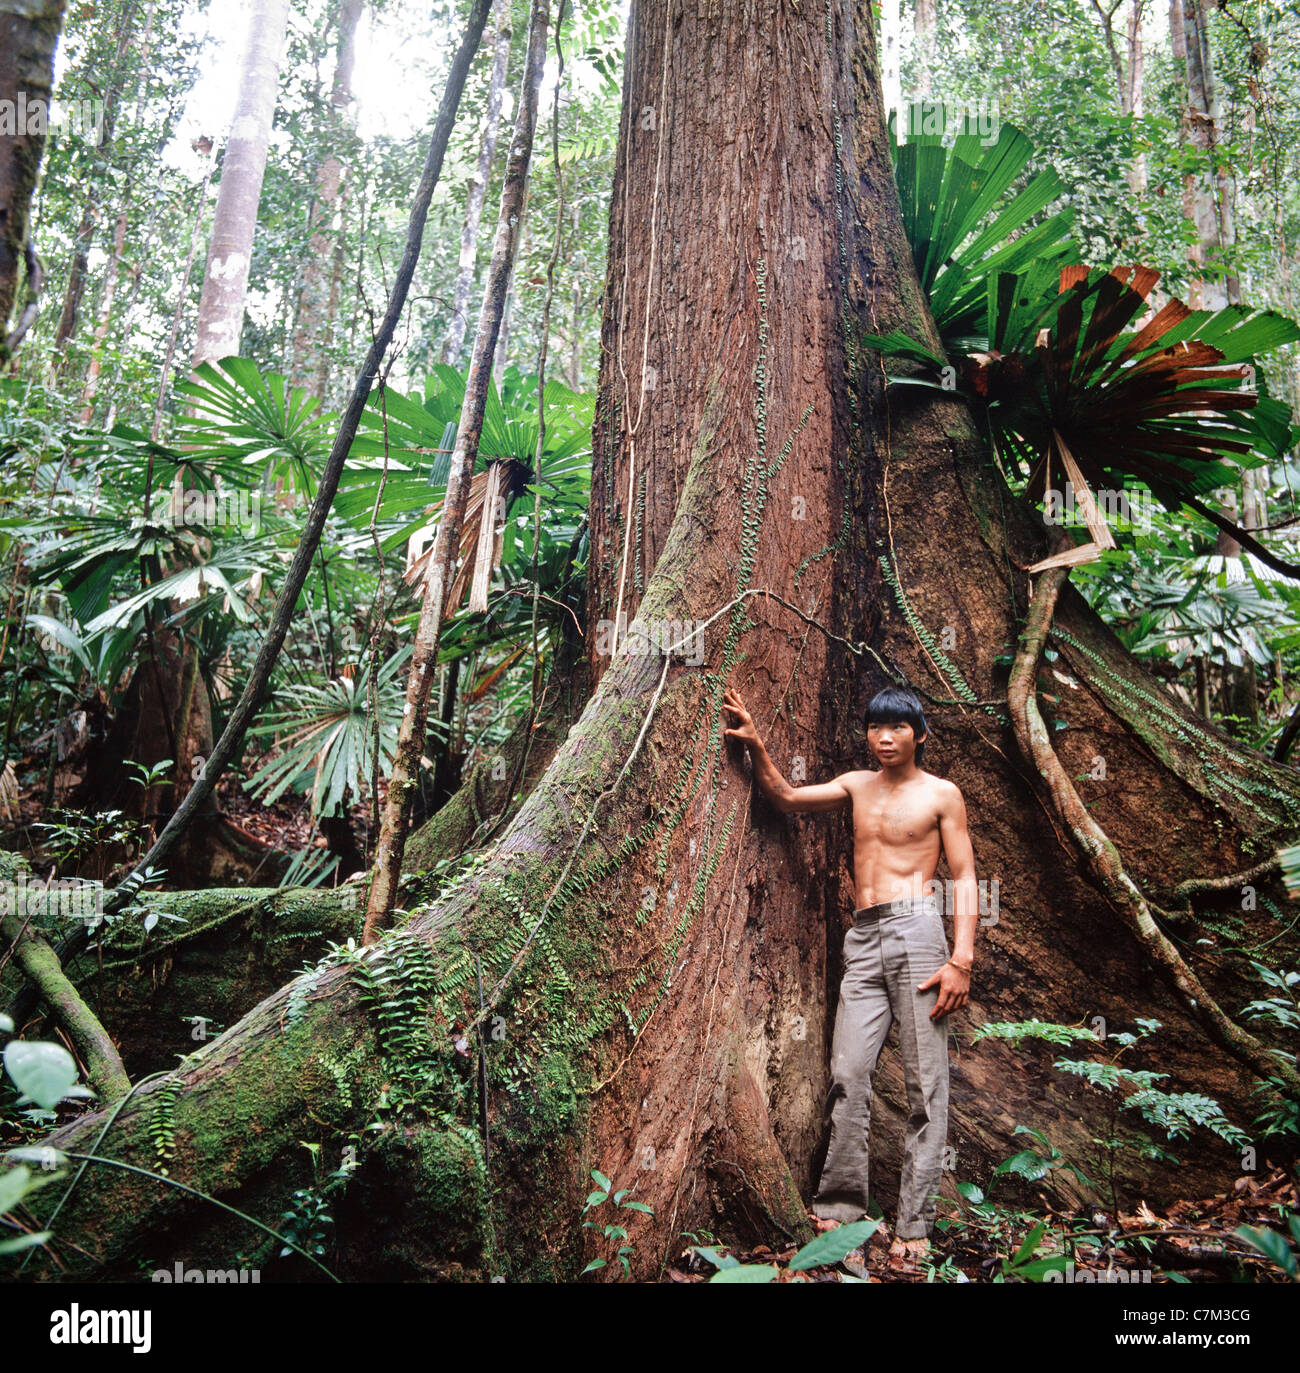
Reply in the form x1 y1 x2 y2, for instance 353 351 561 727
866 686 929 765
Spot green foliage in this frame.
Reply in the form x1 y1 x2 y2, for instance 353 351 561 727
972 1019 1103 1048
580 1168 653 1279
2 1039 92 1113
1234 1211 1300 1278
687 1218 891 1283
869 105 1300 583
886 109 1078 342
1240 961 1300 1033
245 647 413 820
0 1164 58 1257
990 1124 1096 1192
332 933 455 1115
147 1078 184 1177
973 1017 1251 1214
277 1188 333 1262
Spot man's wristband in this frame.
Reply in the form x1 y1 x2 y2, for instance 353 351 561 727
947 958 973 974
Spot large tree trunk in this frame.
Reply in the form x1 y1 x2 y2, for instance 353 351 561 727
26 0 1300 1284
0 0 67 356
192 0 290 366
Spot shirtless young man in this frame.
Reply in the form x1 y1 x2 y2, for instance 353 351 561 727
722 683 978 1269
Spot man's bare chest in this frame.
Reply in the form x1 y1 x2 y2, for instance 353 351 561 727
852 790 939 845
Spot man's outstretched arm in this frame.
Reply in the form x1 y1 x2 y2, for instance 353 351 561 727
722 687 851 814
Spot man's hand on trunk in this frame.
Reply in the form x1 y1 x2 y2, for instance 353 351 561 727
722 687 760 746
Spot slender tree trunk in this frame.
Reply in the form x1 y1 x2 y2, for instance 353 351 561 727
1125 0 1147 193
314 178 351 402
289 0 364 395
428 656 463 812
76 207 127 423
0 0 67 357
76 0 158 420
567 280 581 389
151 138 215 440
440 0 512 367
135 0 291 844
52 0 138 365
363 0 551 940
1091 0 1147 195
362 0 551 939
879 0 901 126
192 0 291 367
1174 1 1252 723
1172 0 1237 310
27 0 1300 1284
913 0 935 96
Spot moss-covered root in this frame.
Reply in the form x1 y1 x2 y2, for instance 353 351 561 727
2 913 130 1104
1009 563 1300 1098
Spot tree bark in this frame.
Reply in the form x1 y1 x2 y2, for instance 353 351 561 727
0 0 67 356
363 0 551 939
440 0 512 367
191 0 291 368
23 0 1300 1284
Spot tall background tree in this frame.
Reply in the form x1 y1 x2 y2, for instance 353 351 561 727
192 0 291 367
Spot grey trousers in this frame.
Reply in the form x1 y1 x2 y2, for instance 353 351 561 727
812 895 951 1240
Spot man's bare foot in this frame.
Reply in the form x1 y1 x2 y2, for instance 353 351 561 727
810 1215 869 1276
887 1236 930 1266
